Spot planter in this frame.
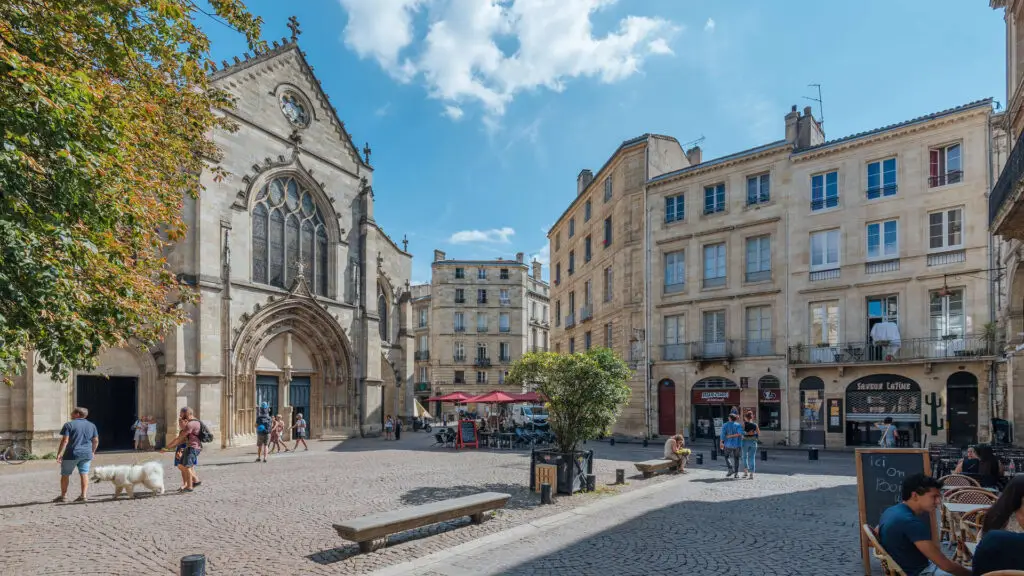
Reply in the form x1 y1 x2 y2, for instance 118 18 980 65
530 448 594 495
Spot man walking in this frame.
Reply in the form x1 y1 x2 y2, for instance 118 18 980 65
54 407 99 502
255 402 272 462
163 407 202 492
720 413 743 479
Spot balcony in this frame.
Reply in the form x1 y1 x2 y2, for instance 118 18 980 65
565 313 576 328
787 334 997 365
477 326 489 333
739 339 778 357
499 326 511 333
455 298 465 304
478 298 488 305
992 128 1024 239
866 184 898 200
927 249 966 266
661 344 690 361
745 270 770 284
929 170 963 188
661 339 779 361
475 357 492 367
500 299 511 306
455 326 466 333
865 259 900 275
415 382 430 392
499 355 511 363
809 268 840 282
702 276 726 289
453 354 466 363
664 282 686 295
810 197 839 211
689 340 732 360
414 350 430 361
580 304 593 323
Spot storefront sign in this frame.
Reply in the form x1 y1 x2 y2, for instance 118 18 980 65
759 389 781 403
827 398 843 433
849 376 921 393
691 389 741 405
846 374 921 422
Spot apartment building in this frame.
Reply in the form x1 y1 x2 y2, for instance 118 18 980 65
415 251 550 414
552 100 998 448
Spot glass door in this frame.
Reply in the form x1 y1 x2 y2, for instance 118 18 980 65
867 295 898 361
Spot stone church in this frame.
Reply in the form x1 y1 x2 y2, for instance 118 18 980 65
1 33 414 453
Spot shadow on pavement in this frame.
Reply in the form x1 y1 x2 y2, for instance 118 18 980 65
400 483 535 511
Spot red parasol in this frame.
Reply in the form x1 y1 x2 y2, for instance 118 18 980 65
465 390 518 404
425 392 472 403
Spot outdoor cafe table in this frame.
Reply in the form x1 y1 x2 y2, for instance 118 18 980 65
965 541 978 556
942 503 990 514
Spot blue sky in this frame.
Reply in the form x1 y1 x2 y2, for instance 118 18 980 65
203 0 1006 284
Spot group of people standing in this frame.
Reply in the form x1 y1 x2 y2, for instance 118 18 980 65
254 403 308 462
383 415 401 440
131 415 158 451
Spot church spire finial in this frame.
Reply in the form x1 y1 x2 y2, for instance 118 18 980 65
287 16 302 42
402 234 408 252
362 142 372 165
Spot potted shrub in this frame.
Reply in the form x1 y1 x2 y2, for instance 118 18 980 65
508 348 631 495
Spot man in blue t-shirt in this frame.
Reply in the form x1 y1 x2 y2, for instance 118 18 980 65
972 530 1024 574
719 413 744 478
876 473 968 576
54 407 99 503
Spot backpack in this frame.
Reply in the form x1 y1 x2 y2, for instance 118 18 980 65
256 411 272 434
191 419 214 444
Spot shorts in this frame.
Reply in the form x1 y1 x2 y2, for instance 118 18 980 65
257 433 269 446
295 430 306 439
60 457 92 476
180 447 200 468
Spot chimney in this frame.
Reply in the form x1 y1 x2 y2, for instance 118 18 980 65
685 145 702 166
516 252 524 263
532 260 542 280
785 105 800 145
433 249 446 262
577 169 594 196
795 106 825 150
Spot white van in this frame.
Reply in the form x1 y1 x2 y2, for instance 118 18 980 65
511 404 548 427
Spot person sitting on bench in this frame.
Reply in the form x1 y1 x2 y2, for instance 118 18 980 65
663 434 689 474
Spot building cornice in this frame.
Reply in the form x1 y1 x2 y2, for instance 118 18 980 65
648 143 790 188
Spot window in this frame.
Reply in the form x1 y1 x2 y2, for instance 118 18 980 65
555 300 561 327
704 183 726 214
702 310 726 357
478 268 487 280
477 313 487 332
604 177 612 202
454 370 465 384
664 250 685 293
251 175 328 295
703 243 726 288
499 370 507 384
418 366 428 383
476 371 487 384
930 288 965 337
454 341 465 360
568 251 575 274
584 331 592 351
569 217 576 238
745 236 770 283
747 173 770 205
746 306 772 356
605 322 613 348
929 143 962 187
866 220 898 260
603 217 612 246
500 268 509 280
604 267 614 302
555 263 561 284
499 342 510 361
665 194 685 223
758 375 781 431
867 158 897 199
378 294 388 341
664 314 684 360
810 301 840 346
500 312 510 332
500 289 510 305
455 267 465 279
584 199 592 222
929 208 963 250
418 334 428 352
477 343 488 360
810 229 840 271
531 302 537 319
555 233 560 252
811 171 839 211
454 312 465 332
478 289 487 304
569 337 575 353
455 288 465 303
585 236 592 262
418 309 428 327
569 291 575 314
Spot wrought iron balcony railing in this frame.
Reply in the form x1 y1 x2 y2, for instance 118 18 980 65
475 357 492 367
992 128 1024 224
414 350 430 361
929 170 963 188
788 334 997 365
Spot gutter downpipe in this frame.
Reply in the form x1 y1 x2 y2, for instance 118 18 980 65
643 140 652 440
988 111 1000 431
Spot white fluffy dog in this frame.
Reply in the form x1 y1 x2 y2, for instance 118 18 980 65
89 461 165 498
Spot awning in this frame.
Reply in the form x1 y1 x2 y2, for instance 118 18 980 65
845 413 919 423
465 390 518 404
413 400 433 419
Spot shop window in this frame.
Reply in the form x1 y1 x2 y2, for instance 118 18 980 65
757 375 781 430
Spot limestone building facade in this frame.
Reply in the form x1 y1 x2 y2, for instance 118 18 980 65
1 38 413 453
551 101 999 448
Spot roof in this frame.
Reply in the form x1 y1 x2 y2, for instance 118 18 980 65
793 99 993 155
209 38 369 171
649 140 789 185
432 260 530 268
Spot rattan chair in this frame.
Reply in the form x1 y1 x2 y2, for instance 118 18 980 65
956 508 987 564
940 473 981 488
863 523 908 576
946 489 998 505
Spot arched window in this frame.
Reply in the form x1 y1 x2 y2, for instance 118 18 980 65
378 294 388 341
251 175 328 295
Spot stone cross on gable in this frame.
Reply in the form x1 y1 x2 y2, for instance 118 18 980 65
362 142 372 165
287 16 302 42
402 234 408 252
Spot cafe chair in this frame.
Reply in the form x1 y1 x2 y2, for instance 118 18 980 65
940 474 981 488
862 524 908 576
431 432 446 447
955 508 987 564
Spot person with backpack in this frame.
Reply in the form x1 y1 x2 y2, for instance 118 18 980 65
255 402 272 463
161 406 210 492
875 417 897 448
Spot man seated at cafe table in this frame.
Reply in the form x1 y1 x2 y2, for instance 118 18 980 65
877 473 970 576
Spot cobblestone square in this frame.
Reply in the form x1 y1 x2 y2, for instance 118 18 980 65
0 434 863 575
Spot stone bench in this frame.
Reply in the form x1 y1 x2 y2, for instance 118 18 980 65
333 491 511 553
635 458 681 478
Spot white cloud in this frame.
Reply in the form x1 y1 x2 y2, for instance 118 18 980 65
374 102 392 116
448 227 516 244
704 18 715 32
530 244 550 267
338 0 677 119
443 105 465 120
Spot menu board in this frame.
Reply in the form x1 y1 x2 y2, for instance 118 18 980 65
458 419 478 449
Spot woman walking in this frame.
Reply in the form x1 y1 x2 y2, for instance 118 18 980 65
741 411 760 479
269 415 290 454
384 415 394 440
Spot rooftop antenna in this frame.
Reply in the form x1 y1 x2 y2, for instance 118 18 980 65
804 83 824 130
682 135 706 149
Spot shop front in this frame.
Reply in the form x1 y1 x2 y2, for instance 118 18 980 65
845 374 921 447
799 377 826 446
691 378 740 440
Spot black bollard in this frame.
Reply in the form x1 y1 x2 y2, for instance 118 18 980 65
181 554 206 576
609 437 615 446
761 449 767 462
586 474 596 492
642 438 648 448
808 447 818 461
696 453 704 465
711 449 717 461
541 483 552 505
615 469 625 485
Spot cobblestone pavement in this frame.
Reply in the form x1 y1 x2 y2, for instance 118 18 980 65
0 434 861 575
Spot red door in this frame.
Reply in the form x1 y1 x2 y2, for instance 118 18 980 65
658 380 676 436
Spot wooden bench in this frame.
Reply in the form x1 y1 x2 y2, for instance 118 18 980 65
635 458 680 478
333 491 511 553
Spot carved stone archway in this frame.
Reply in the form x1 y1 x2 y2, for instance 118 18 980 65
230 279 354 444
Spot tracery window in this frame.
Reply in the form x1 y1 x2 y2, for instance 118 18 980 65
251 175 328 295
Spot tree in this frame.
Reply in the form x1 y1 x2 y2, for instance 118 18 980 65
0 1 263 384
507 348 632 454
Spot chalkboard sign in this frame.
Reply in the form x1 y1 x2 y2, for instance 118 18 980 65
458 420 478 449
855 448 934 576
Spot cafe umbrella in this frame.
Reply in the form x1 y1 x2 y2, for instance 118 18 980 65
425 392 471 428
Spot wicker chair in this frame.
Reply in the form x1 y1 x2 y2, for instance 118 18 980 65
940 473 981 488
956 508 987 564
862 523 908 576
947 489 998 505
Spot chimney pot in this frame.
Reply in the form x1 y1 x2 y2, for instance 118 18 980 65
433 249 446 262
686 145 702 166
804 106 813 116
516 252 524 263
577 169 594 196
791 105 798 112
532 260 543 279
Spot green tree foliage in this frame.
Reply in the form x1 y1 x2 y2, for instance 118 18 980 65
507 348 632 454
0 1 263 384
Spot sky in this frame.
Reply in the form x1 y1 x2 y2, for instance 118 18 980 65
202 0 1007 285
